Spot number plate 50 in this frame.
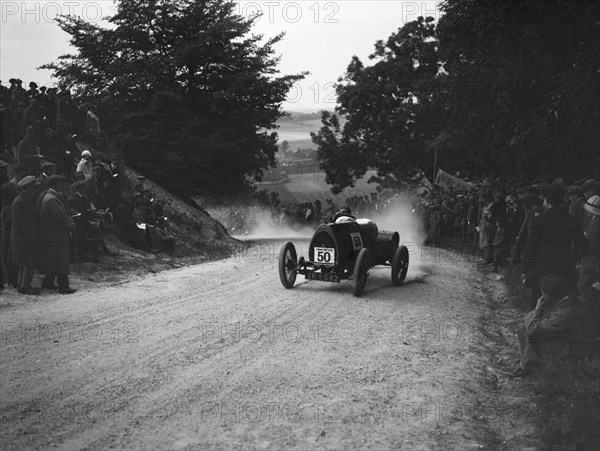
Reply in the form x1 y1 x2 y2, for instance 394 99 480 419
314 247 335 265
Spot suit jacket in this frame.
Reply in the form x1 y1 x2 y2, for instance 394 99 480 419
523 206 588 284
40 189 75 274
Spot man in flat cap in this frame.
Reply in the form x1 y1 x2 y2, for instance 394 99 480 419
40 175 76 294
9 175 41 295
522 184 588 309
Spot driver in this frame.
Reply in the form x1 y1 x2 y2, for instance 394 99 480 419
331 207 356 223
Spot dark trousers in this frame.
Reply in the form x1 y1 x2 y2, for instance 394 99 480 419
43 273 69 290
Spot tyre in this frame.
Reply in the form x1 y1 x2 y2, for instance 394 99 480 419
279 242 298 289
352 248 370 297
391 245 409 286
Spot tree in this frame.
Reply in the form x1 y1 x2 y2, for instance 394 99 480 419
436 0 599 181
311 17 442 193
42 0 306 195
313 1 599 193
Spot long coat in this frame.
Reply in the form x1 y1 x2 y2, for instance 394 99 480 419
1 205 13 283
40 189 75 275
523 206 588 287
9 193 40 268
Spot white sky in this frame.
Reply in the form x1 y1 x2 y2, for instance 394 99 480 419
0 0 442 111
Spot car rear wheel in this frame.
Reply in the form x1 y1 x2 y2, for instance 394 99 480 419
352 248 370 297
391 245 409 286
279 242 298 289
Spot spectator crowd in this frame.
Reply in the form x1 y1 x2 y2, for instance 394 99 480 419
0 78 176 295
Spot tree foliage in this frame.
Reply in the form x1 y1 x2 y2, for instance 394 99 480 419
313 0 599 193
42 0 306 195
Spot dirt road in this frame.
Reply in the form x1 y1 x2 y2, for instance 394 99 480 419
1 240 539 450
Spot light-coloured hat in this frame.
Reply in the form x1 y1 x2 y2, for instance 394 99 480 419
583 195 600 216
81 150 92 158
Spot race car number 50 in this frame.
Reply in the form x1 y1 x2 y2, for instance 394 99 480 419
314 247 335 265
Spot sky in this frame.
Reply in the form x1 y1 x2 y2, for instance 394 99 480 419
0 0 442 112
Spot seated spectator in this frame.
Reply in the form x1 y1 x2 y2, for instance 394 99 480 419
511 275 599 378
69 180 113 256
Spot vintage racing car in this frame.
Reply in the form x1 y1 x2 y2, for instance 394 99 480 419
278 216 409 297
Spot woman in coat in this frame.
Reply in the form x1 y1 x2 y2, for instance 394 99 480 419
9 176 41 294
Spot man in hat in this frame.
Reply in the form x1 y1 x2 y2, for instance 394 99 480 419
566 185 585 226
27 82 39 100
40 175 76 294
37 162 56 188
36 162 57 210
76 150 93 180
578 195 600 297
9 175 41 295
523 184 588 309
69 180 113 256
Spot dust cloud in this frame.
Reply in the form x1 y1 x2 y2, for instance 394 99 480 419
216 194 435 280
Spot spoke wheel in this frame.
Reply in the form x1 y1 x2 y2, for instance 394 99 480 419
352 248 370 297
278 242 298 289
391 245 409 286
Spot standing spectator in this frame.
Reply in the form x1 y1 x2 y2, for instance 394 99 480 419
522 184 588 309
17 125 40 161
77 150 93 180
566 185 585 226
36 162 57 210
1 182 19 288
467 195 478 244
580 179 599 229
26 82 39 100
56 88 76 132
9 176 41 295
492 217 508 272
479 196 494 263
578 195 600 297
429 204 442 247
40 175 76 294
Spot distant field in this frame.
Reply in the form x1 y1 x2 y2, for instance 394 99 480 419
276 115 324 150
255 170 380 205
